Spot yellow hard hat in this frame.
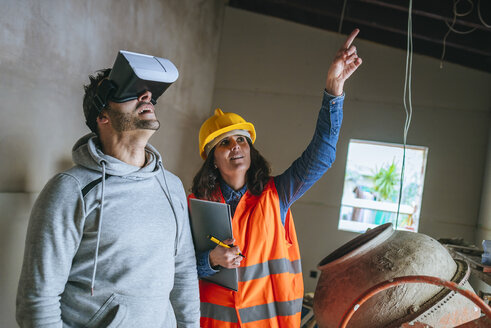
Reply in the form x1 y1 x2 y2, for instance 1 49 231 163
199 108 256 160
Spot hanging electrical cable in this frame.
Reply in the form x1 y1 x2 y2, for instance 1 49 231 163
338 0 349 33
395 0 414 229
478 0 491 28
440 0 478 68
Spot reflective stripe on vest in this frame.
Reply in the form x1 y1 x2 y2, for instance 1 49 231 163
201 298 303 324
201 302 238 323
238 258 302 282
239 298 303 323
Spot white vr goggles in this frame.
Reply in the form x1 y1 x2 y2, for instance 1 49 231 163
92 50 179 113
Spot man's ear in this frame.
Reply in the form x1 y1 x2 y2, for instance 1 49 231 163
96 112 109 125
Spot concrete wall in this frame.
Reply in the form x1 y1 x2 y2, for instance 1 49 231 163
212 8 491 293
0 0 225 326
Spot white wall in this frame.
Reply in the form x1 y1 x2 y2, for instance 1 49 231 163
212 7 491 293
0 1 225 326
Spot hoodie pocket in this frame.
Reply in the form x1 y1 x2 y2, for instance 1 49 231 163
85 293 174 328
85 293 126 328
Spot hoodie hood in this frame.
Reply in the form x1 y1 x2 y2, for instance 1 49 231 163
72 133 162 179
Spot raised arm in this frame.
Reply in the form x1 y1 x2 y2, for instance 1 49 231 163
275 29 363 222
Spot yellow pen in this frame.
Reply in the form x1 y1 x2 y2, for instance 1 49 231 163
207 234 245 258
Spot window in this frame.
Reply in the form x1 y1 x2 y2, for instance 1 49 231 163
338 139 428 233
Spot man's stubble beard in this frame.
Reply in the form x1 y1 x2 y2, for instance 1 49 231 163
108 106 160 133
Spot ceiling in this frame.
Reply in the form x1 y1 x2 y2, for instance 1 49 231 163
227 0 491 74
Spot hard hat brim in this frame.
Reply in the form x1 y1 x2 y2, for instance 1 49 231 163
200 122 256 160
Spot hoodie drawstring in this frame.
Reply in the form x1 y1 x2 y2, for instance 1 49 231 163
158 162 179 256
91 160 106 296
89 161 177 295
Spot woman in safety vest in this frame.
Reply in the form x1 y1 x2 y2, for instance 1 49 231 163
190 29 362 327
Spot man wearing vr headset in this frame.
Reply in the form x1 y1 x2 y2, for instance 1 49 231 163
16 52 200 327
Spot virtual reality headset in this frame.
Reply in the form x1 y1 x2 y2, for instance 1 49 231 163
93 50 179 113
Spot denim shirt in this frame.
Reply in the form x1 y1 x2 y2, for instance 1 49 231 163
197 90 344 277
220 182 248 217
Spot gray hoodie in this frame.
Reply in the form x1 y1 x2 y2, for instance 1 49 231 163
16 134 200 327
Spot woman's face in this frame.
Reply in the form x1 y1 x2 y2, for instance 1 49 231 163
213 135 251 179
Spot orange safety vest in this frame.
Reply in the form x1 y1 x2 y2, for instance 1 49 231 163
190 179 304 327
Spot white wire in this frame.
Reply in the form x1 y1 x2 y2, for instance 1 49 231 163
454 0 474 16
444 20 477 34
396 0 413 230
440 0 478 69
338 0 349 33
478 0 491 28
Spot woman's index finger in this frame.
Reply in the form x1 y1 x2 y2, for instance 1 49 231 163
344 28 360 49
